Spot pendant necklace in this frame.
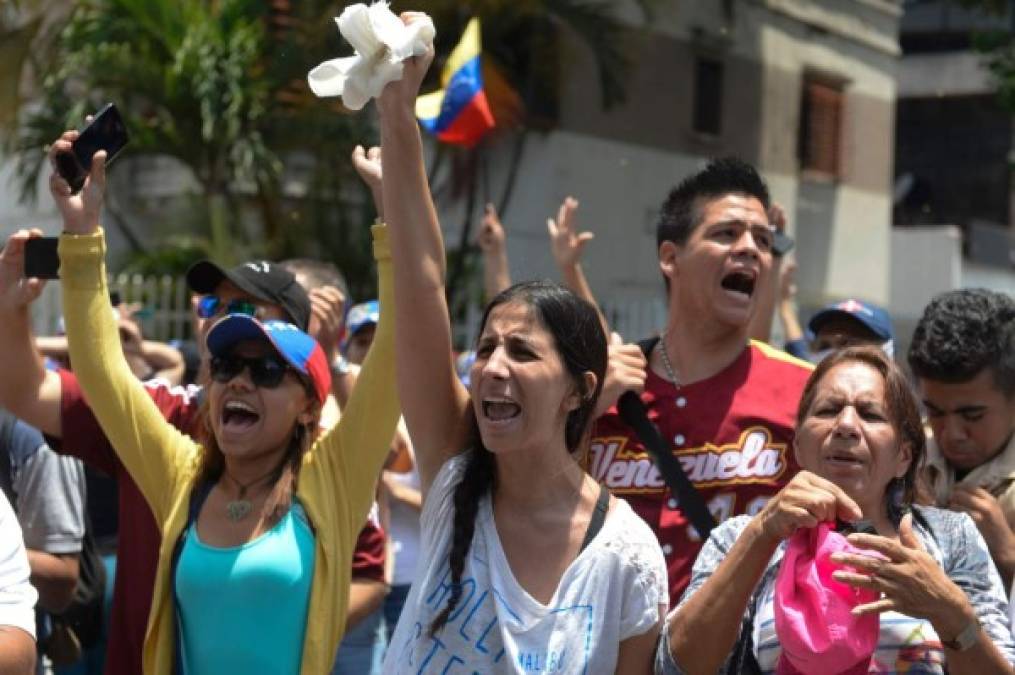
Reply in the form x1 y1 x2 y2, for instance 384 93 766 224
222 467 277 522
657 332 682 389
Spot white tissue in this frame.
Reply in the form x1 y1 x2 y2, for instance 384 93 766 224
307 2 435 110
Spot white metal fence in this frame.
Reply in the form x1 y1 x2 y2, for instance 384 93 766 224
32 276 668 348
32 273 194 342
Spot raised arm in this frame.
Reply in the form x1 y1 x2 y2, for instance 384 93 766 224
51 131 196 522
547 196 608 333
316 224 401 531
376 22 471 496
748 202 788 343
0 230 64 437
776 258 806 343
477 203 511 303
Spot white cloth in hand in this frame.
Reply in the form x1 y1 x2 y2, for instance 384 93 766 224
307 2 435 110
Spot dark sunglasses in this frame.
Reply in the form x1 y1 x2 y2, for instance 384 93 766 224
197 295 259 320
209 354 291 388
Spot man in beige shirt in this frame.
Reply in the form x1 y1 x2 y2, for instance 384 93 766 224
909 289 1015 584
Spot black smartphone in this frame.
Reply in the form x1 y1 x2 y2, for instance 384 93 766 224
23 237 60 279
54 103 129 195
772 231 795 257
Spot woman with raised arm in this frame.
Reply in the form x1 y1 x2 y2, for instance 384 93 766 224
658 346 1015 674
374 13 667 675
49 131 399 674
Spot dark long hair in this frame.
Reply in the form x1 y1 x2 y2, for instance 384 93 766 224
796 345 929 511
428 281 608 636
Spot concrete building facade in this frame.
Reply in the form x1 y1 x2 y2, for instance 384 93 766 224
3 1 906 343
890 0 1015 351
441 0 903 340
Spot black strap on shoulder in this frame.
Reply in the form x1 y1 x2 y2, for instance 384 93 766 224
579 485 610 552
615 337 717 539
636 336 661 360
909 505 936 544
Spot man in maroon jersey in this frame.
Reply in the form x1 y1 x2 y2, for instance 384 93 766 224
589 157 812 605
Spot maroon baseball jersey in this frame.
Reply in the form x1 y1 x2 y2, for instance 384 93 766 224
588 341 812 606
351 508 387 584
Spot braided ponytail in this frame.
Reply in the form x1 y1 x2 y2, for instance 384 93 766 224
428 441 496 636
427 280 606 636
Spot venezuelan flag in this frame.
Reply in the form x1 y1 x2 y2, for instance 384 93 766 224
416 18 495 146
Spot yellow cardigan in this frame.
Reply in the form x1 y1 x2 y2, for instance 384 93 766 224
60 226 400 675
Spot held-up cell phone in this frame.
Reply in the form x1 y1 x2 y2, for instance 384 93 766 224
54 103 129 195
772 231 795 257
23 237 61 279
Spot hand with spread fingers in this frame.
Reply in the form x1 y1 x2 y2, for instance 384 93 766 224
477 204 506 256
830 513 976 637
476 203 511 301
546 196 593 272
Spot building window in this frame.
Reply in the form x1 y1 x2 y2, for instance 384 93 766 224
693 57 723 136
798 77 843 177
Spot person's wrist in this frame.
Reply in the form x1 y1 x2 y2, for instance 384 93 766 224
62 217 100 235
331 354 351 376
938 612 980 652
932 598 977 645
377 101 417 123
747 512 783 551
995 545 1015 579
556 258 578 274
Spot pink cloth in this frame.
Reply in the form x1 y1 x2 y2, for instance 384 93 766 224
774 522 881 674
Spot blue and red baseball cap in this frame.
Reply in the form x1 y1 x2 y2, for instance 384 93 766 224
206 314 331 404
808 299 894 343
346 300 380 337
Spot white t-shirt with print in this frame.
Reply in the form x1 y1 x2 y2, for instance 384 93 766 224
0 491 37 639
383 453 668 675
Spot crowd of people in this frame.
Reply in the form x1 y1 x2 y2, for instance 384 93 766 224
0 11 1012 675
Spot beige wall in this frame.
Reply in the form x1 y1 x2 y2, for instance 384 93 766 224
441 0 901 334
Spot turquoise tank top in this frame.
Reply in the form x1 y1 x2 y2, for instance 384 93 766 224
174 504 316 674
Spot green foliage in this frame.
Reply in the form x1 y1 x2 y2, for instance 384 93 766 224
952 0 1009 14
975 30 1015 112
6 0 376 292
6 0 652 303
966 2 1015 119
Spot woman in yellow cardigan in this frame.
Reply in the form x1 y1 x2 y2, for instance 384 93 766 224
47 133 399 675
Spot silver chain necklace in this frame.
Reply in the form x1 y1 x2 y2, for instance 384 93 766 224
657 333 681 388
222 467 276 522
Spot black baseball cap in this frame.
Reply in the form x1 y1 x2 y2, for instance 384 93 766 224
186 259 311 330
